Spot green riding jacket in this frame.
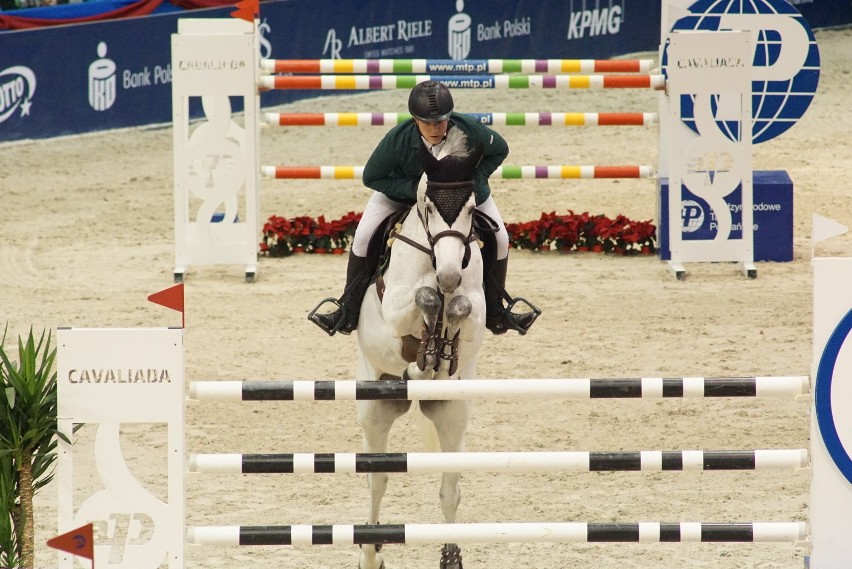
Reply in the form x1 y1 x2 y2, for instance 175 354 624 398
362 112 509 206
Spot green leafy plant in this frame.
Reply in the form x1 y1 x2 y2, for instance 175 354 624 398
0 326 67 569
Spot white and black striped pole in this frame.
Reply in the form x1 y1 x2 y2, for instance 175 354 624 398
187 522 807 547
188 449 809 474
188 376 810 402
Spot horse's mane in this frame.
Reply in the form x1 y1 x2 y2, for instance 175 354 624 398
440 127 470 159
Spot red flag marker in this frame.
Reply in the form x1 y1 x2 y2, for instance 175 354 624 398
231 0 258 23
47 523 94 566
148 283 185 328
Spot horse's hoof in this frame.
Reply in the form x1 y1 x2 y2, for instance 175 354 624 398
440 543 463 569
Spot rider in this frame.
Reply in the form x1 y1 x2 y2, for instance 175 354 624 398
309 80 539 337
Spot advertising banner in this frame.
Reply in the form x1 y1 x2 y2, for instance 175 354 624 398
1 0 662 142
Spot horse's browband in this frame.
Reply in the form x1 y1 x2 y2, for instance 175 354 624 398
426 180 473 189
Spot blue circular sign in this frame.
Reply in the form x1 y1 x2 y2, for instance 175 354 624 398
669 0 821 144
816 308 852 485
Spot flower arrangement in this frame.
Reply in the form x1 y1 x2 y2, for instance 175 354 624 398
260 211 362 256
260 210 655 256
505 211 656 255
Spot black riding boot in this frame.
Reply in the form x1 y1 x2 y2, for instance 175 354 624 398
484 257 540 335
308 253 371 336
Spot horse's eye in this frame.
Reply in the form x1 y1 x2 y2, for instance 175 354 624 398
466 204 476 215
426 203 435 214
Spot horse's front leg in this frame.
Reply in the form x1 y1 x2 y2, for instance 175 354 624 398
356 399 412 569
400 286 442 380
419 399 470 569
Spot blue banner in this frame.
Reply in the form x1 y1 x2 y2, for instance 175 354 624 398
1 0 849 142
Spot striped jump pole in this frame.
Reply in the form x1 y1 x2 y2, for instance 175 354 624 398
260 165 656 180
188 449 809 474
188 521 807 546
260 58 655 75
187 376 811 402
258 74 667 91
263 112 658 127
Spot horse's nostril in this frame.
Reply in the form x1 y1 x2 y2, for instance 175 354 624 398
438 272 462 294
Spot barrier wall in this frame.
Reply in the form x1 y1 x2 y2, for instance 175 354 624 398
1 0 848 142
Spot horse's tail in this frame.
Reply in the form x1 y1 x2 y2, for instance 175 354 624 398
416 404 442 452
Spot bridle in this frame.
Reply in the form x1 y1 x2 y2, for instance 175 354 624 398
391 180 478 271
384 179 481 376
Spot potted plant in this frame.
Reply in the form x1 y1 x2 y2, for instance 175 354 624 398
309 216 331 254
1 327 68 569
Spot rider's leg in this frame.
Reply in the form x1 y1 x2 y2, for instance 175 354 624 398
476 197 539 335
309 193 405 336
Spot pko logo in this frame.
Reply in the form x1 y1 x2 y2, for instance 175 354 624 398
0 66 36 124
670 0 820 143
566 0 624 40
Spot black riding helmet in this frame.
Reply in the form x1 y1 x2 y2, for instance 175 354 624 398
408 80 454 122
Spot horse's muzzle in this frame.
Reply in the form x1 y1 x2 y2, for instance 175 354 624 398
437 269 462 294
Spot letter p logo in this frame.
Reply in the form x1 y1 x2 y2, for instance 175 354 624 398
681 200 705 232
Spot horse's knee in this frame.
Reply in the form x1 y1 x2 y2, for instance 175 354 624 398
415 286 441 318
446 295 472 324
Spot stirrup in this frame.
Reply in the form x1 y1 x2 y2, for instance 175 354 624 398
308 297 346 336
499 296 542 335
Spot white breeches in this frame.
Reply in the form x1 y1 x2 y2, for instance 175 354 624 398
351 193 509 260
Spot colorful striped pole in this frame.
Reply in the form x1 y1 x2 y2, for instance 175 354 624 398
260 58 655 75
263 112 658 127
260 165 656 180
187 522 807 546
187 376 811 402
258 74 666 91
188 449 809 474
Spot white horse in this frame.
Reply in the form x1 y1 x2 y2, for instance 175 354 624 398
355 128 487 569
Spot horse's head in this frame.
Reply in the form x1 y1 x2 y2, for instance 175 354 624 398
417 129 482 295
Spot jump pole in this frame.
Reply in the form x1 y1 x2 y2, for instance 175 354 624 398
188 376 810 402
260 58 654 74
188 522 807 547
188 449 809 474
261 165 656 180
263 111 659 127
259 73 666 90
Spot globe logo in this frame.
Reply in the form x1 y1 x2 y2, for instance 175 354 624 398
668 0 820 144
681 200 705 232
